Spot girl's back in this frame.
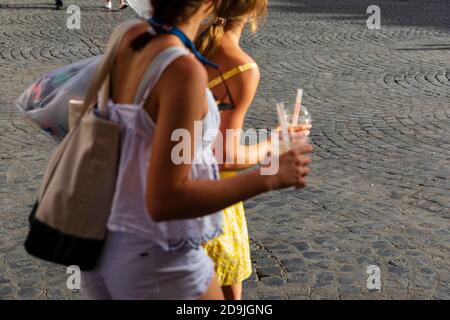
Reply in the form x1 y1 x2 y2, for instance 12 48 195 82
106 22 223 252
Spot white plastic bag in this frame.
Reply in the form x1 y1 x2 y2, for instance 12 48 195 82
16 1 154 139
16 56 101 139
127 0 153 18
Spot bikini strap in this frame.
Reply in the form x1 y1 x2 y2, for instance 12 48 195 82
208 62 258 89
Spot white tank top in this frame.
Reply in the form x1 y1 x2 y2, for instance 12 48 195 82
106 46 223 252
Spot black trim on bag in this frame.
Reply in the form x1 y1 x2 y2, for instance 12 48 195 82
24 201 104 271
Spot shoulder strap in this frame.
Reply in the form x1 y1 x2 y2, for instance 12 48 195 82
208 62 258 89
134 46 190 105
38 18 143 201
82 18 144 119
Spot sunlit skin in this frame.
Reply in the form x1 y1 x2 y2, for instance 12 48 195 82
207 21 311 172
206 17 311 300
110 0 312 300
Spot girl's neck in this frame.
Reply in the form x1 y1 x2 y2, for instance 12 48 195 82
225 21 246 46
176 20 202 42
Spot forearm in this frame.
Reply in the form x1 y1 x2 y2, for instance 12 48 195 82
149 168 272 221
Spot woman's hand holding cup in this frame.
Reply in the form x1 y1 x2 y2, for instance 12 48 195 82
265 137 313 191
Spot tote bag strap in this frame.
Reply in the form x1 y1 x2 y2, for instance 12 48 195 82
80 18 144 120
38 19 144 201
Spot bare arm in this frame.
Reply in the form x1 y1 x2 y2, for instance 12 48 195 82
215 65 271 171
146 56 311 222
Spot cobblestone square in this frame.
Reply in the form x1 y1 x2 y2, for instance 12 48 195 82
0 0 449 300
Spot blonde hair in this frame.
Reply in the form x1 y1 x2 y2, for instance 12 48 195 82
196 0 268 59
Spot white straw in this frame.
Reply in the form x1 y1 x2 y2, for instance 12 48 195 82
292 88 303 127
277 102 291 149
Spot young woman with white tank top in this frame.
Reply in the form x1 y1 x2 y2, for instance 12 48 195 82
82 0 312 300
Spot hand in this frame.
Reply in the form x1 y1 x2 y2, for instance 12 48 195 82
269 124 311 154
266 142 313 190
272 124 311 138
288 124 311 137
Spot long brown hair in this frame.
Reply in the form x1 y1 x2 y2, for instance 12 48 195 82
196 0 268 59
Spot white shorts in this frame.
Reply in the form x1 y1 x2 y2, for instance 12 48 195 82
81 231 215 300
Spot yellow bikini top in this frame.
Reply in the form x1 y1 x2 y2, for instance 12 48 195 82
208 62 258 89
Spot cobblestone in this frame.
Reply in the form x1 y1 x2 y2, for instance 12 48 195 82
0 0 449 300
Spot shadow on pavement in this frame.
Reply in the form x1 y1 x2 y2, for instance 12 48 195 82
270 0 450 31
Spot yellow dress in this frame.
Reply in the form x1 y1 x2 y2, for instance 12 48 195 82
204 171 252 286
204 63 258 286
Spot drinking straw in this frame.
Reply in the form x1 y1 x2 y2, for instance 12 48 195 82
276 102 291 149
292 88 303 127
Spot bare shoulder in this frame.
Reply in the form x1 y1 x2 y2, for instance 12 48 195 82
119 20 149 42
126 21 150 37
216 42 255 65
236 50 260 81
226 52 260 87
115 21 150 54
216 47 260 82
219 49 260 109
164 54 208 86
156 54 208 119
239 59 260 82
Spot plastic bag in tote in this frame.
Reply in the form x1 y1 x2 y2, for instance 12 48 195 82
16 56 101 139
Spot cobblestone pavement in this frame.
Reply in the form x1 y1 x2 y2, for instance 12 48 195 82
0 0 449 300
